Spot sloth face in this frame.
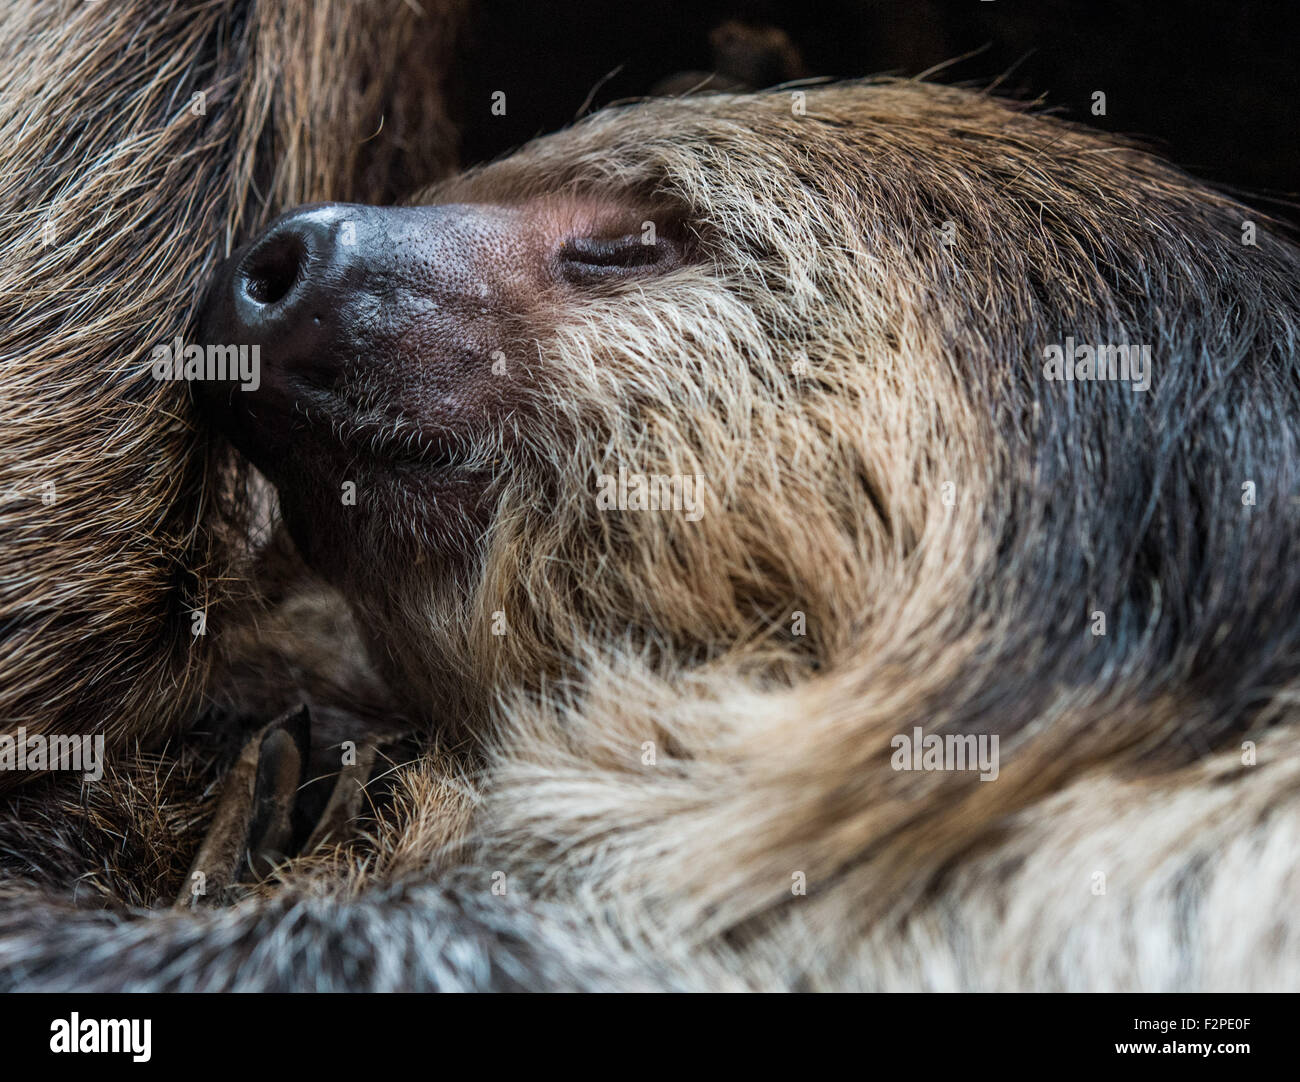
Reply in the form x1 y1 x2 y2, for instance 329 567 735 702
196 194 694 583
192 86 995 701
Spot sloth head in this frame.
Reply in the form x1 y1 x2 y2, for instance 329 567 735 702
198 80 1300 742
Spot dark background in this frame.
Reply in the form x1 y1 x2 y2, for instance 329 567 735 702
451 0 1299 223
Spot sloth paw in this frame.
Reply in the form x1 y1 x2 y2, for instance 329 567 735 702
174 705 400 909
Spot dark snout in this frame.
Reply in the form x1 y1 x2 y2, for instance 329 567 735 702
194 200 503 474
204 205 348 377
198 203 375 396
193 203 377 475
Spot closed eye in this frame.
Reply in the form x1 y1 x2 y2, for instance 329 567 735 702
555 233 684 284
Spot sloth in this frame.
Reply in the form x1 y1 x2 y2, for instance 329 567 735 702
4 77 1300 991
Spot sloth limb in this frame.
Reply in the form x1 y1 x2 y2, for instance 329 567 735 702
0 884 681 993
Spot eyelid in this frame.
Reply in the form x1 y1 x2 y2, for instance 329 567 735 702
556 233 684 284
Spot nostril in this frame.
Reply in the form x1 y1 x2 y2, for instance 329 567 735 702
241 232 309 306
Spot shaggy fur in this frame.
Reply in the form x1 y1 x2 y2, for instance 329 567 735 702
0 0 461 787
4 77 1300 990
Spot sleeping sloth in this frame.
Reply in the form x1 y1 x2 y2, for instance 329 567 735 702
4 79 1300 990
